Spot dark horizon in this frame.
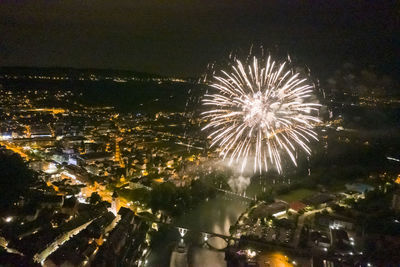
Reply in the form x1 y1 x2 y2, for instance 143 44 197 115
0 65 167 78
1 0 398 77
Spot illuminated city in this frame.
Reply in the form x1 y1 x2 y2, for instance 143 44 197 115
0 1 399 267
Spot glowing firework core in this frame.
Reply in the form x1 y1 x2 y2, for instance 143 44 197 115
243 92 279 129
202 56 320 173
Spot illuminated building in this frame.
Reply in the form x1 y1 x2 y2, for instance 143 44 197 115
111 191 120 216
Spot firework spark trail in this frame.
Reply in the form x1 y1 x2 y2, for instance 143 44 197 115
202 56 320 174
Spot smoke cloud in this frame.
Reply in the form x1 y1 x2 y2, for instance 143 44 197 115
228 175 250 193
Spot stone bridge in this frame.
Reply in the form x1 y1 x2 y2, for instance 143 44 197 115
175 226 240 251
151 220 240 251
215 188 254 203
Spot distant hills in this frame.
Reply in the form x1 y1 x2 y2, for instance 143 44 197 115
0 66 165 80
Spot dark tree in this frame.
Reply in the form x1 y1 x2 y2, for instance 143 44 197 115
0 151 36 209
89 192 102 205
149 182 176 213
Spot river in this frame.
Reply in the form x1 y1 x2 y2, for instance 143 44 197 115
147 194 248 267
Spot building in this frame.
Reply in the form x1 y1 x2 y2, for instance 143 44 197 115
392 190 400 211
110 191 120 216
311 257 336 267
91 208 149 266
78 152 113 165
345 183 374 194
303 193 334 208
289 201 307 213
330 228 353 256
30 125 52 138
315 213 355 231
251 201 289 219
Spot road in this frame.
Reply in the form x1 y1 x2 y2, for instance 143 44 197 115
292 207 330 248
0 141 30 159
169 249 188 267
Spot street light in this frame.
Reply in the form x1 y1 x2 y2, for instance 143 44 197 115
246 249 256 258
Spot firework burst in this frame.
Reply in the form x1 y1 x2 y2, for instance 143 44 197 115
202 56 320 173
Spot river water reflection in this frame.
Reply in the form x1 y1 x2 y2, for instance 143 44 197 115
148 195 248 267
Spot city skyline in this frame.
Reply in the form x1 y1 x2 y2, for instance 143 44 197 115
0 1 399 266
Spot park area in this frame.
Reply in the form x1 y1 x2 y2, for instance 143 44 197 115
277 188 317 203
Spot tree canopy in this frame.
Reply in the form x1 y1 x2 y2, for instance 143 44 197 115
0 151 36 209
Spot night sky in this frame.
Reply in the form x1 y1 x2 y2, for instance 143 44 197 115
0 0 398 77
